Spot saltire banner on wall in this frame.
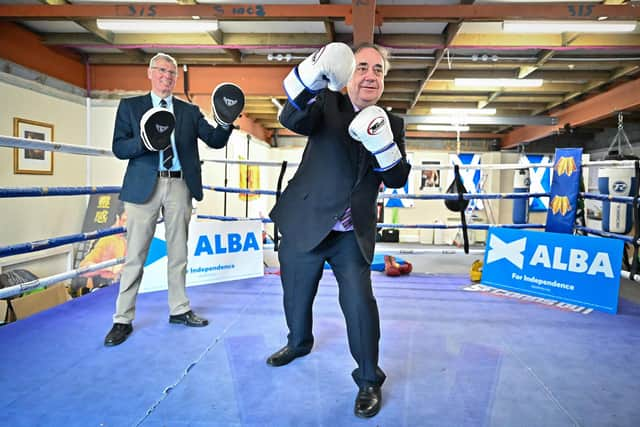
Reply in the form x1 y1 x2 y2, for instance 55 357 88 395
522 154 552 212
448 153 482 210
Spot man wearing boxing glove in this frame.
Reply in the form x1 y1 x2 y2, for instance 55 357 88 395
268 42 411 418
104 52 243 347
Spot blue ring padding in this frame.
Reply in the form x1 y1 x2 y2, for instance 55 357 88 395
197 214 273 223
0 226 126 258
203 186 277 196
581 191 637 205
373 157 401 172
372 142 395 156
575 225 635 243
0 186 121 198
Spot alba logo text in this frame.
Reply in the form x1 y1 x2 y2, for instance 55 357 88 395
529 246 614 278
487 234 614 278
194 232 260 256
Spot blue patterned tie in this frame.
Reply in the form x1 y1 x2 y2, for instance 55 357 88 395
340 207 352 230
160 99 173 169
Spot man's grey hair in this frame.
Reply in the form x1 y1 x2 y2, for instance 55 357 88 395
353 43 390 76
149 52 178 69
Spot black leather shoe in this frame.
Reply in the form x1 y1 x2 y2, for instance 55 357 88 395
169 310 209 327
104 323 133 347
266 345 311 367
354 385 382 418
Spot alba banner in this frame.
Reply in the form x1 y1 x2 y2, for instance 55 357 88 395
482 227 622 314
139 219 263 293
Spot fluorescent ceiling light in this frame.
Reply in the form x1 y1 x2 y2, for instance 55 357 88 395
96 19 218 33
430 108 496 116
503 20 637 33
454 78 543 88
417 125 470 132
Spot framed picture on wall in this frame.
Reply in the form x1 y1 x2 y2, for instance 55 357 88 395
13 117 54 175
419 161 441 192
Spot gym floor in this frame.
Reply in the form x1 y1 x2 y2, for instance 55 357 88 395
2 242 640 426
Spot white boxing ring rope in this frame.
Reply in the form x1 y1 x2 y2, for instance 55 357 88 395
0 135 113 157
0 257 125 300
3 131 640 304
0 135 125 300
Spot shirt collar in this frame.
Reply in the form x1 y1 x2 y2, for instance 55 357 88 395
150 92 172 108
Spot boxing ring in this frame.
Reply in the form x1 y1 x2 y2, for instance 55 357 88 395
1 134 640 427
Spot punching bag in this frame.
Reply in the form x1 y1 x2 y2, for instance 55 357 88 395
598 166 637 234
512 168 530 224
445 165 470 253
445 165 469 212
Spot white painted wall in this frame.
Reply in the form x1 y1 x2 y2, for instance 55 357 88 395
0 80 88 248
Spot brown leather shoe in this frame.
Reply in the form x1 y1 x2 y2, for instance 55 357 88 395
104 323 133 347
169 310 209 327
266 345 311 367
354 385 382 418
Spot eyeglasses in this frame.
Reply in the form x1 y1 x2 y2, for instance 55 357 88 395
355 63 384 77
150 66 177 77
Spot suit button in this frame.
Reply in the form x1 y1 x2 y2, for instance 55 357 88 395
333 215 339 220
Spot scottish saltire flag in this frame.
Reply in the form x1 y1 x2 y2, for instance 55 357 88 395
522 154 552 211
449 153 482 210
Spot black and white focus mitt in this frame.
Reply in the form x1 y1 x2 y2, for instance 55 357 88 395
211 83 245 129
140 107 175 151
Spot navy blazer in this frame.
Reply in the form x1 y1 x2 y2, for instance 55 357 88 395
270 90 411 263
112 93 232 203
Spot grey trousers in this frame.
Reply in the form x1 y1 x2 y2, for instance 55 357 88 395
113 177 193 324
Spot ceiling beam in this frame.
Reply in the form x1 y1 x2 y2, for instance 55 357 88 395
4 3 639 20
350 0 376 45
90 64 290 96
502 77 640 148
0 4 352 20
409 21 462 109
533 65 640 115
0 21 85 88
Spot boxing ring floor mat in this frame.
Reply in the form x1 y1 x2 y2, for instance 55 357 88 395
1 273 639 427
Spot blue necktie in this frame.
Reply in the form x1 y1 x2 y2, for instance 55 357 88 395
160 99 173 169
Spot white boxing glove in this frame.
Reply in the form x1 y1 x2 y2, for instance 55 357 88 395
283 42 355 102
349 106 402 172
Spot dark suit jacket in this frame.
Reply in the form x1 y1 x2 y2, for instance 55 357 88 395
270 90 411 263
112 93 232 203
